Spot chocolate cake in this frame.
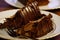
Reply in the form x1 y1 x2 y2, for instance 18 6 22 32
18 0 28 6
0 1 53 39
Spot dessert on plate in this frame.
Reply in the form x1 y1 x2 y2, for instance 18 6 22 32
0 1 53 39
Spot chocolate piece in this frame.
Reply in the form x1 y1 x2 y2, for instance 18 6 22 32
0 1 53 39
18 0 28 6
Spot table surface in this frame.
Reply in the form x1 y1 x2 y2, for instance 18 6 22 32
0 0 60 40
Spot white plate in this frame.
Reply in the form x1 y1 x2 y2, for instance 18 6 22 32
5 0 25 8
39 0 60 10
39 5 60 10
5 0 60 10
0 9 60 40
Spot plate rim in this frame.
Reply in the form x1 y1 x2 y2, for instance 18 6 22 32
5 0 25 8
39 5 60 10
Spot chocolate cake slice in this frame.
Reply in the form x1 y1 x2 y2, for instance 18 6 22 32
14 14 53 39
0 1 53 39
